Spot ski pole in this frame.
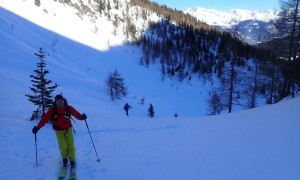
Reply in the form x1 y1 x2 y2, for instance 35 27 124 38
131 108 134 117
84 119 101 163
34 133 38 166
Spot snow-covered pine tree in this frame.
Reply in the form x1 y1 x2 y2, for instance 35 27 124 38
148 103 154 118
26 47 58 120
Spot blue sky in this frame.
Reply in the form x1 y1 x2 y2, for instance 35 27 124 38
149 0 280 11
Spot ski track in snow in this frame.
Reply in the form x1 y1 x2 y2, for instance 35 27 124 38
1 1 300 179
0 116 182 179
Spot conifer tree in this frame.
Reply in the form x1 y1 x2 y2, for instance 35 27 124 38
148 103 154 118
26 47 58 120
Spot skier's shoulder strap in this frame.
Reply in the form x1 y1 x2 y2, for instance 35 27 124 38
51 100 71 118
64 99 71 118
52 102 57 118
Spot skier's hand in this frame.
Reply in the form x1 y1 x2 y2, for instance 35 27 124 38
81 113 87 120
32 126 39 134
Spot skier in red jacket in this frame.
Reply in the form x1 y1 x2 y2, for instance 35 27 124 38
32 94 87 168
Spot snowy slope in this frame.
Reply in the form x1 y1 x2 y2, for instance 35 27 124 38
1 93 300 180
0 1 300 180
0 0 129 51
0 0 218 119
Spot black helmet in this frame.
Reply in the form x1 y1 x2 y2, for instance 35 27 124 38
55 94 64 101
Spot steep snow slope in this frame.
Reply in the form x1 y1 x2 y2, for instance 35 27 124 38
0 2 300 180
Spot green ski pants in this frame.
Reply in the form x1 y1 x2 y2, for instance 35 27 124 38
55 127 76 161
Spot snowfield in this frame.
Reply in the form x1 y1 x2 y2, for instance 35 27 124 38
1 93 300 179
0 1 300 179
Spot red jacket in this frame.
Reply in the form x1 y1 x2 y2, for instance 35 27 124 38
37 106 84 130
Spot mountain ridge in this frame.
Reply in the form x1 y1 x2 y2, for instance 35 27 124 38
184 6 279 27
184 6 280 44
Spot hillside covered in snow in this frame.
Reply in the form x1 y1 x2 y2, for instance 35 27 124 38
1 1 299 179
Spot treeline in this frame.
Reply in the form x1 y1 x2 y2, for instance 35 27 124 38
138 17 258 82
130 0 213 31
131 0 289 113
131 0 258 73
33 0 298 111
263 0 300 99
132 0 300 106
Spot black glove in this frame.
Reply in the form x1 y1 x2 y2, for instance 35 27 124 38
81 113 87 120
32 126 39 134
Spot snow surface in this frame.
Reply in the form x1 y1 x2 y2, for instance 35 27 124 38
1 0 300 179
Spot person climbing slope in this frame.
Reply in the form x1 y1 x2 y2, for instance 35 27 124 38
124 103 132 116
32 94 87 168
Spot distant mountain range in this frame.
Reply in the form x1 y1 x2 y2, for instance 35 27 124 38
184 7 280 45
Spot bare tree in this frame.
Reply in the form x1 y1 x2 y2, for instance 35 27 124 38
207 91 223 115
105 69 128 100
276 0 300 98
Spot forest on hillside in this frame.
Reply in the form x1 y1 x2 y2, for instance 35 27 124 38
132 0 300 111
33 0 300 113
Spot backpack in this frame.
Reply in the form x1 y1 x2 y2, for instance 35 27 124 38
124 103 130 111
50 98 71 129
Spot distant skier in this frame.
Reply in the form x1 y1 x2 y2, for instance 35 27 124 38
124 103 132 116
32 94 87 168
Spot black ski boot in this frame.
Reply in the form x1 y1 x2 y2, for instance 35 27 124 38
70 160 76 168
63 159 68 167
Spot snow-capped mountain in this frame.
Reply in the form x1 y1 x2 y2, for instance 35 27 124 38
0 0 300 180
1 1 300 179
185 7 279 27
185 7 280 45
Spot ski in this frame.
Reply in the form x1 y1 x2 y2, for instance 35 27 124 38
69 167 76 180
58 165 68 179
